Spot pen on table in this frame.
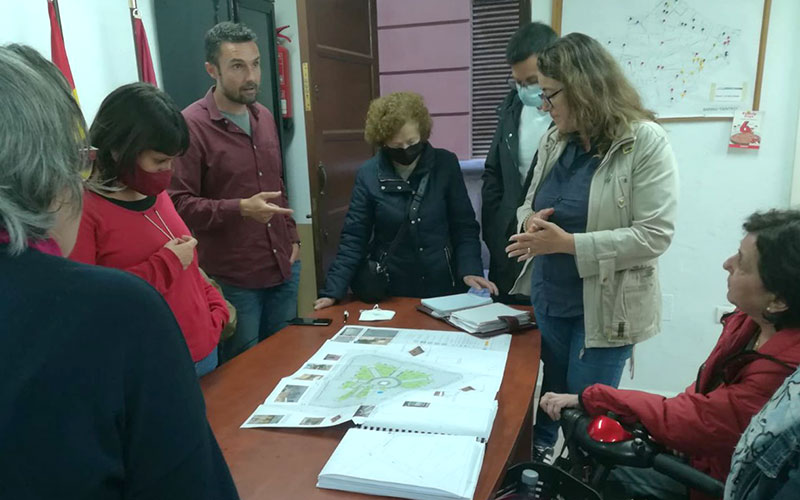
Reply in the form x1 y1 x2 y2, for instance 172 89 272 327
343 310 349 324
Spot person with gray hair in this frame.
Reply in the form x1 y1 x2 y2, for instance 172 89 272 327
0 43 85 255
0 45 239 500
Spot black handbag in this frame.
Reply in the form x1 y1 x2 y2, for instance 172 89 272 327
351 172 430 303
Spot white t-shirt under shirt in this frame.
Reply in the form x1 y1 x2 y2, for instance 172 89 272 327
517 106 551 184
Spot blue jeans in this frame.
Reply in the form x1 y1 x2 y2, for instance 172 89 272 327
194 347 218 377
534 312 633 448
216 260 301 363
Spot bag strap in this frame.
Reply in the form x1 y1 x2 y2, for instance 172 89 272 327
380 171 431 265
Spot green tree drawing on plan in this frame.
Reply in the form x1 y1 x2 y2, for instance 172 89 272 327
337 365 433 401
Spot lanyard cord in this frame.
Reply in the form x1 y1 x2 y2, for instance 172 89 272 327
143 210 176 241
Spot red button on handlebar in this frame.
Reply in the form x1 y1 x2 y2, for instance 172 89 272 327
587 415 634 443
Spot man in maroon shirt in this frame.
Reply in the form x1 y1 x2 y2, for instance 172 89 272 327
170 22 301 362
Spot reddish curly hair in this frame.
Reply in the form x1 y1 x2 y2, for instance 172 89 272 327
364 91 432 146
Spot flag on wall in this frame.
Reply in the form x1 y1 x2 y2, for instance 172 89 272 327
47 0 79 103
131 8 157 86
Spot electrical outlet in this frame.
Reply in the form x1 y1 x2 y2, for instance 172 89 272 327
662 294 673 321
714 305 736 323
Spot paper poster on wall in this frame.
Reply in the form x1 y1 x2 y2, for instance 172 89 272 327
729 110 763 150
558 0 768 118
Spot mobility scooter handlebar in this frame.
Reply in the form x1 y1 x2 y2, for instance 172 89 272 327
560 408 724 497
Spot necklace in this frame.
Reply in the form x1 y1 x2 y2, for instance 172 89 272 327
143 210 176 241
754 332 768 351
751 326 764 351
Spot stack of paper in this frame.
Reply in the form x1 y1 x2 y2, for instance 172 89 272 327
420 293 493 318
318 428 485 500
449 303 530 334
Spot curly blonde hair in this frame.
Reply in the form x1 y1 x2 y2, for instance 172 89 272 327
364 92 432 146
537 33 656 154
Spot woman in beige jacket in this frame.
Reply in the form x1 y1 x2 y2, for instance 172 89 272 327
504 33 678 458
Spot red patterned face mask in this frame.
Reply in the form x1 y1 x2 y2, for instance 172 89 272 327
119 165 172 196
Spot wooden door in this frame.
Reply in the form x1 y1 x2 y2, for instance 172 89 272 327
297 0 379 287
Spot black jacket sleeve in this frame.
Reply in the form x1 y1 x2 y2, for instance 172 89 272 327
480 112 504 248
318 164 376 299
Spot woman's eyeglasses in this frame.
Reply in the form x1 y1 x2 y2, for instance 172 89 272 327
506 77 564 108
539 88 564 108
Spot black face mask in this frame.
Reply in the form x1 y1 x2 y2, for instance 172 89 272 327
383 141 425 166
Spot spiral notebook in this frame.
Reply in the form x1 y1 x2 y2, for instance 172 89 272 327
318 429 485 500
317 398 496 500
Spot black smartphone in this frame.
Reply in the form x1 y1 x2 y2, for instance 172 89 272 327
289 317 332 326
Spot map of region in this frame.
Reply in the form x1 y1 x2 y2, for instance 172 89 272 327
309 354 463 408
602 0 739 113
561 0 765 117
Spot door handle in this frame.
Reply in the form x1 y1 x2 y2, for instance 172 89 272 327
317 162 327 195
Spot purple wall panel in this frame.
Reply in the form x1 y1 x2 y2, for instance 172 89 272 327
376 0 473 158
429 115 470 159
378 22 470 73
379 70 470 114
377 0 470 27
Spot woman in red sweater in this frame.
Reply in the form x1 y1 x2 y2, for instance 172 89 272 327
70 83 228 376
539 209 800 500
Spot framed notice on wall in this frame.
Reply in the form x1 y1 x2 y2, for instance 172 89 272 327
552 0 772 120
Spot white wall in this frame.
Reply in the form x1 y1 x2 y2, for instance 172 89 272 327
0 0 162 125
275 0 313 220
534 0 800 395
792 106 800 207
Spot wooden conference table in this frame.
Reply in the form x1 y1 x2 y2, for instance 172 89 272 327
200 296 541 500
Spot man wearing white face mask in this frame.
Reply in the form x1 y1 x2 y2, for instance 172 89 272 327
481 22 557 303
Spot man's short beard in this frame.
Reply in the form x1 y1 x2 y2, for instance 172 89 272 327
222 84 258 105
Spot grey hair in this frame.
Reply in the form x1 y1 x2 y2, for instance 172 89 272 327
0 45 88 255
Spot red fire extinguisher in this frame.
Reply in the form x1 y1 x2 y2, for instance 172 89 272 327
276 25 292 121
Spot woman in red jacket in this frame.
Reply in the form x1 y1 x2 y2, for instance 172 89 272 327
540 209 800 500
70 83 229 377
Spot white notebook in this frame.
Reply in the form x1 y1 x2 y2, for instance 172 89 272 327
449 303 530 334
318 397 496 500
421 293 493 318
318 428 485 500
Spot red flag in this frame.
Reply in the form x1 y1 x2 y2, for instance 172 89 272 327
47 0 79 103
132 15 157 86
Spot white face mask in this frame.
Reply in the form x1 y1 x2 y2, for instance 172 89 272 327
516 83 543 108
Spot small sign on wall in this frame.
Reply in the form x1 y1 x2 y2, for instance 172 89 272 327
729 110 763 150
